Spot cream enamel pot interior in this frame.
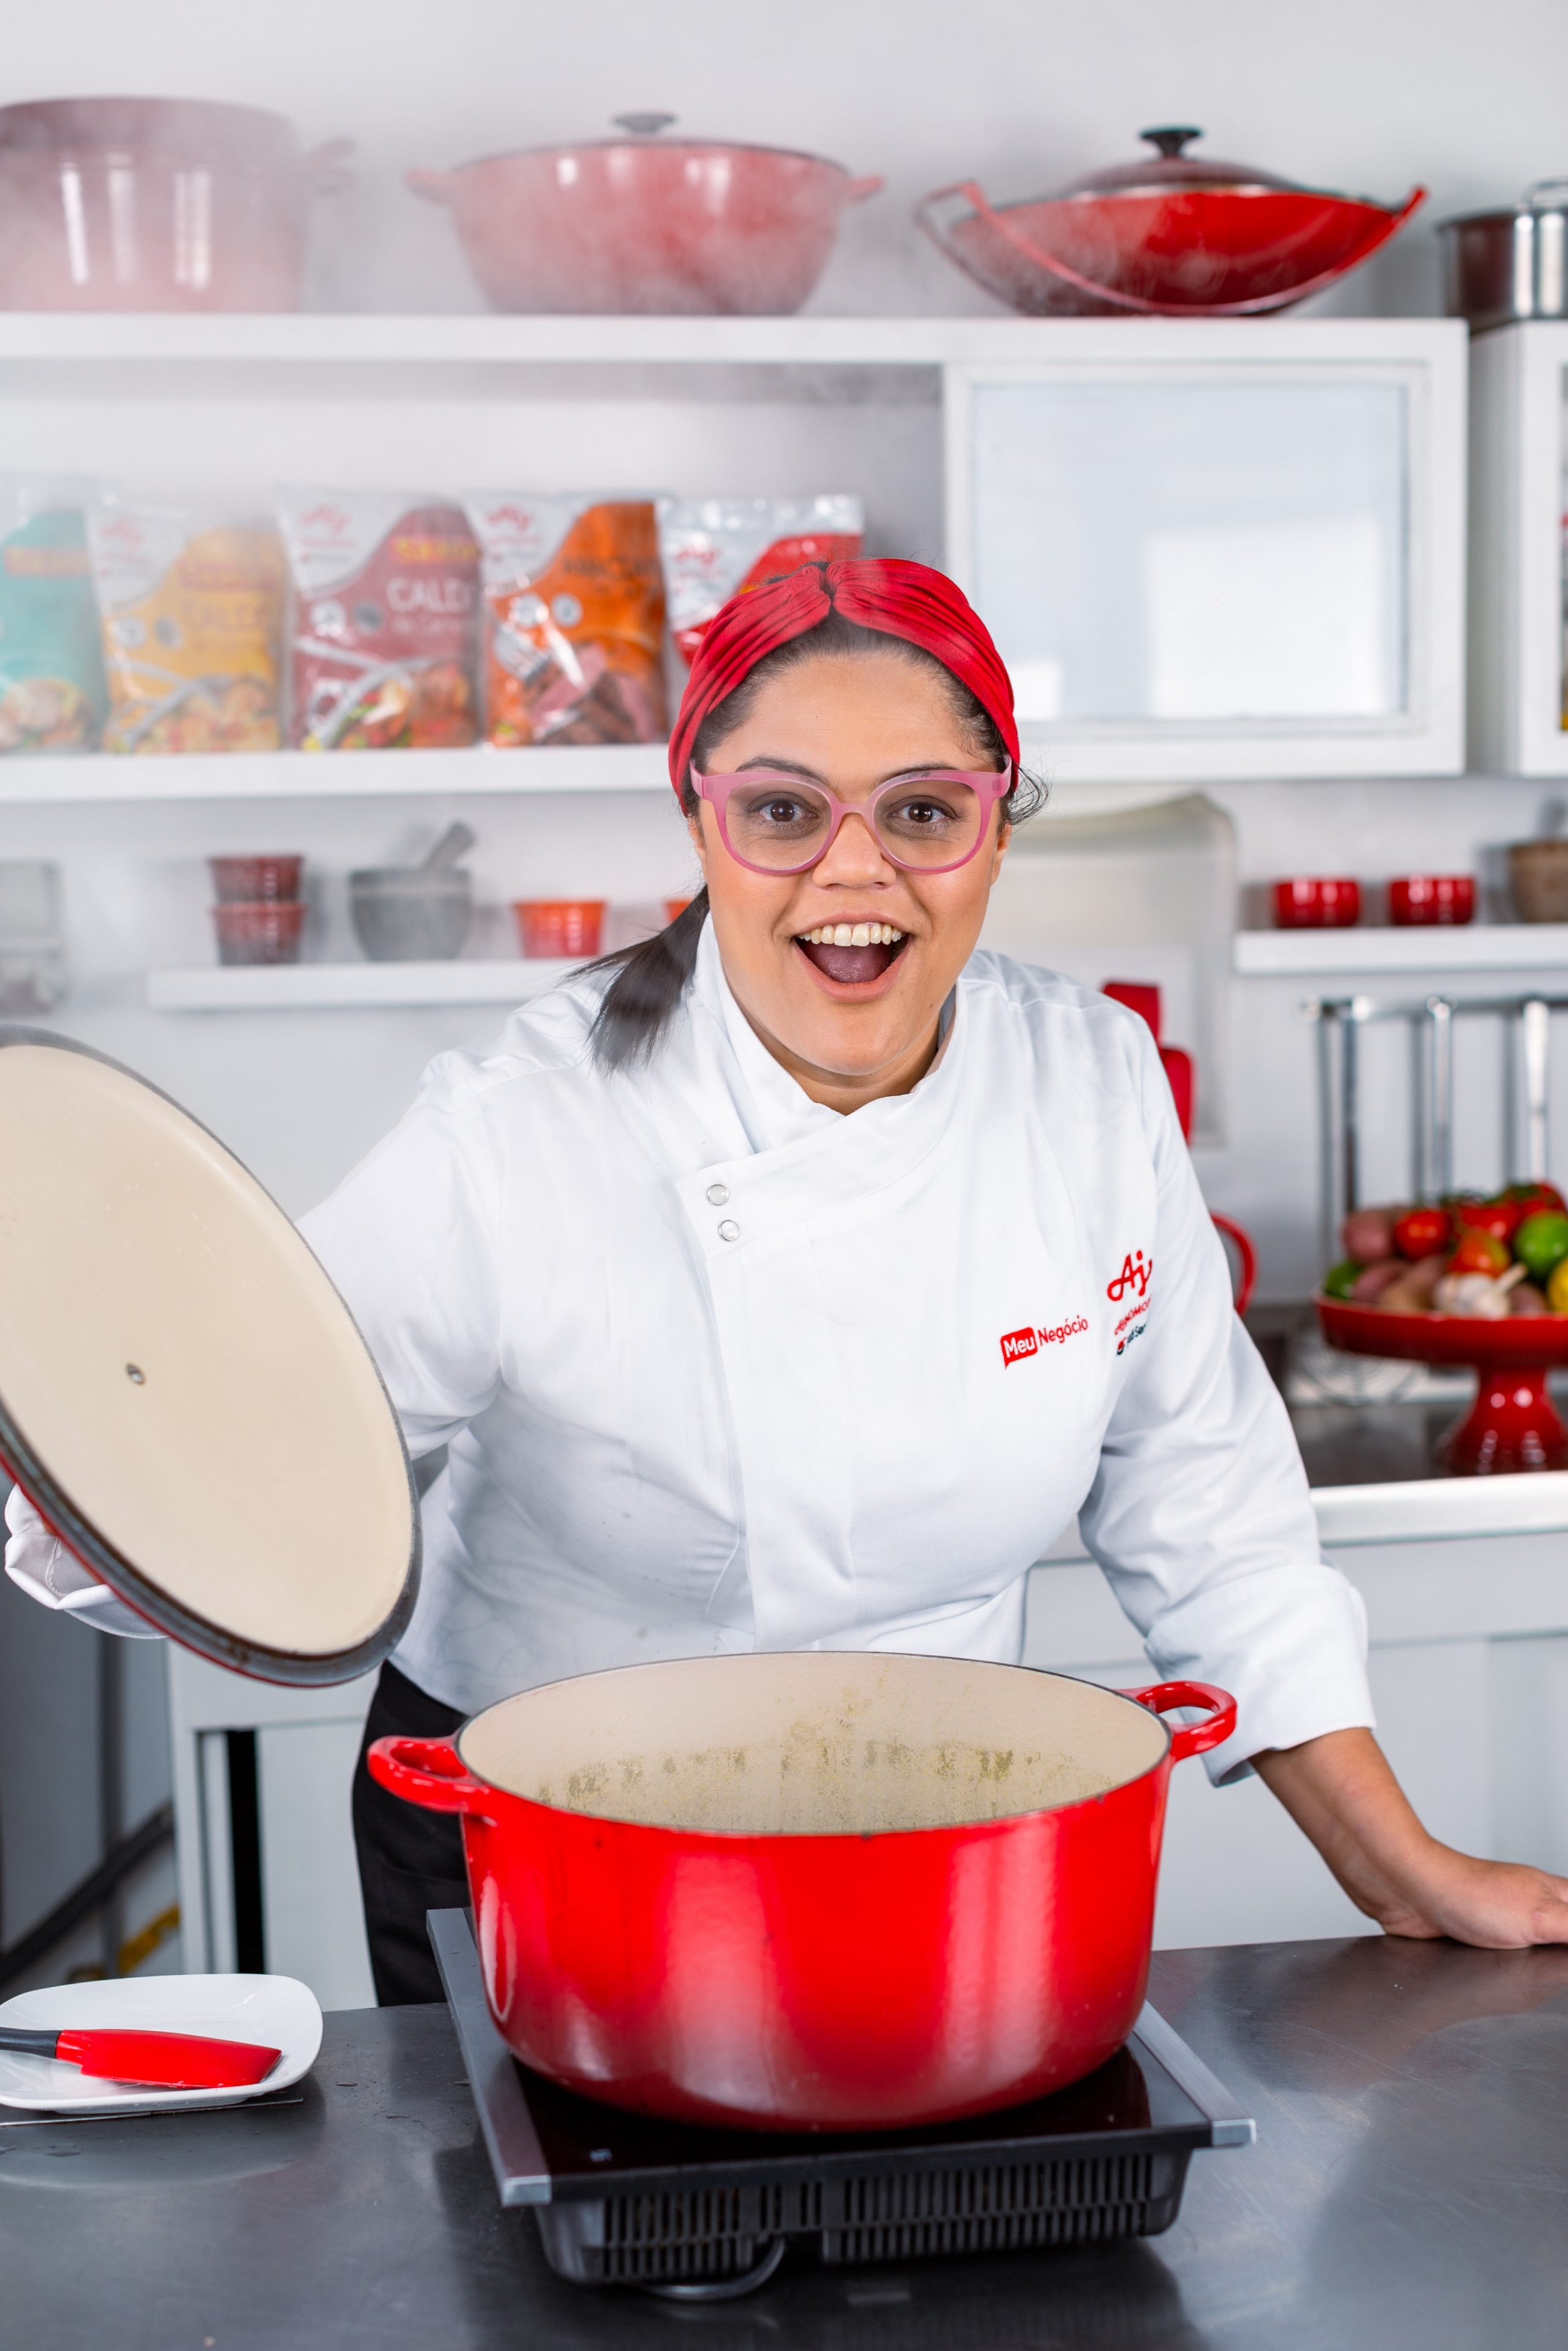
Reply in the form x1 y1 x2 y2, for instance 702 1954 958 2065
407 113 882 315
370 1651 1235 2131
0 1030 418 1681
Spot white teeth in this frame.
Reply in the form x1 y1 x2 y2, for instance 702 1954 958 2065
797 923 907 947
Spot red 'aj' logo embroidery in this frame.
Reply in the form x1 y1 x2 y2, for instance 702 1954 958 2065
1106 1250 1152 1303
999 1327 1038 1367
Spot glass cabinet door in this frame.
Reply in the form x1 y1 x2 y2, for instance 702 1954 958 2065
946 332 1464 782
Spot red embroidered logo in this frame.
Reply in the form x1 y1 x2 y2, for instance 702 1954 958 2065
1000 1318 1089 1367
1106 1250 1152 1303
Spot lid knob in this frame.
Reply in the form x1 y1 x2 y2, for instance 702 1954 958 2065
1139 126 1203 159
613 111 677 137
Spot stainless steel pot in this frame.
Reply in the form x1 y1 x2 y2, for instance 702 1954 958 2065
1441 182 1568 332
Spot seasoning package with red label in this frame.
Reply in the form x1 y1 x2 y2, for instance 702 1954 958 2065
276 492 479 751
88 502 285 754
658 495 864 668
465 493 667 748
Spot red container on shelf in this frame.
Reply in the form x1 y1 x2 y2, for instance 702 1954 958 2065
664 896 692 925
212 900 305 966
1388 874 1475 926
1273 877 1362 929
513 899 607 959
209 855 304 906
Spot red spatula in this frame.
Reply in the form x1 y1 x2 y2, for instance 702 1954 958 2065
0 2023 282 2090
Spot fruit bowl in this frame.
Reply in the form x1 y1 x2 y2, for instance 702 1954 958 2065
1315 1295 1568 1474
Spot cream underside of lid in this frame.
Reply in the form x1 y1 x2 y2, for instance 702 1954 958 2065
460 1652 1166 1835
0 1045 411 1656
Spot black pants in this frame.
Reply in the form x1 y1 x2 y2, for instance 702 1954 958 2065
351 1660 468 2005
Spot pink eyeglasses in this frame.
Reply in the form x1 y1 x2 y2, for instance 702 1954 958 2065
692 765 1013 877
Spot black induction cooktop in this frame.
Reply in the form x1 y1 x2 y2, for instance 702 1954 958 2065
428 1910 1253 2297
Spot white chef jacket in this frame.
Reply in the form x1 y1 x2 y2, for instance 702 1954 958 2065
6 923 1373 1783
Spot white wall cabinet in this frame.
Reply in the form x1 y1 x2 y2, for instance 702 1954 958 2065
946 320 1466 783
1468 321 1568 776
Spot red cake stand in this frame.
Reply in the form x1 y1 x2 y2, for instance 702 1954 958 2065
1316 1297 1568 1473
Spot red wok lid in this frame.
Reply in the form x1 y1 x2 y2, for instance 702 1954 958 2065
0 1030 419 1684
1056 125 1373 205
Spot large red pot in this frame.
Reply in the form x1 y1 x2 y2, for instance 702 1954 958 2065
0 98 351 311
369 1651 1232 2131
407 113 882 315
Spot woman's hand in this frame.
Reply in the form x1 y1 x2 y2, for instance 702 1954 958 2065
1255 1726 1568 1947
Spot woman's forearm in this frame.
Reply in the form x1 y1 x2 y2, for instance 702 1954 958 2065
1253 1727 1568 1947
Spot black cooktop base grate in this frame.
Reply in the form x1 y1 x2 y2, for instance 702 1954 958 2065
429 1908 1252 2295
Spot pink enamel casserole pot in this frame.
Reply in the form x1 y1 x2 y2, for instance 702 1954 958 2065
407 113 882 315
369 1651 1234 2131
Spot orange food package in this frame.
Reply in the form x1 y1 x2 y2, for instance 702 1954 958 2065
88 504 285 754
466 494 667 747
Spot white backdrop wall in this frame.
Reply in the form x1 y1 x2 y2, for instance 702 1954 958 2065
0 0 1560 1287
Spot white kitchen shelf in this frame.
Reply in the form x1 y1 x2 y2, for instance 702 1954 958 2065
0 743 667 805
146 958 580 1011
0 313 1446 370
1234 923 1568 976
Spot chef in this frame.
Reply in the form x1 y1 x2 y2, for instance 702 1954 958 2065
10 558 1568 1996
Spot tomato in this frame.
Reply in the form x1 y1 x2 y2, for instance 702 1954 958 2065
1447 1229 1511 1277
1394 1205 1451 1259
1506 1182 1568 1217
1455 1198 1523 1243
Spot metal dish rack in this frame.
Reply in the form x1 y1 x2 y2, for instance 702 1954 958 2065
1308 990 1564 1264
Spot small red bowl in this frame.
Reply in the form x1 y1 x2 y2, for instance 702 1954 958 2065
1274 877 1361 929
513 899 606 959
1388 875 1475 927
212 900 305 966
209 855 304 904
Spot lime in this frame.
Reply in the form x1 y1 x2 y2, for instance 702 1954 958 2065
1322 1259 1360 1300
1515 1210 1568 1282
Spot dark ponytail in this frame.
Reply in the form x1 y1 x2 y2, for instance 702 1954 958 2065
587 612 1042 1073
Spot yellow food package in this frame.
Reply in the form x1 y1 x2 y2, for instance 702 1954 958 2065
88 505 286 754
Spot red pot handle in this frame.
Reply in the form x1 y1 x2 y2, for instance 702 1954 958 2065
844 174 885 206
1121 1681 1237 1763
367 1734 492 1817
1210 1213 1258 1316
405 168 456 207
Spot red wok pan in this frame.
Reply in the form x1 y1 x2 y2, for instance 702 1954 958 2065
370 1650 1233 2132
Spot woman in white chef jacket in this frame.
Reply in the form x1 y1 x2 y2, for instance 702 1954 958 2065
12 558 1568 1999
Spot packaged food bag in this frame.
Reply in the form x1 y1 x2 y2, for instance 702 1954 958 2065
466 494 667 747
0 479 107 754
88 503 285 754
658 495 863 668
276 492 480 751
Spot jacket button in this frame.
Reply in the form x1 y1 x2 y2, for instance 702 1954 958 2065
706 1182 730 1205
718 1220 741 1243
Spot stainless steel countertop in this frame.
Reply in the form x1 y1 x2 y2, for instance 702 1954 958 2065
4 1933 1567 2348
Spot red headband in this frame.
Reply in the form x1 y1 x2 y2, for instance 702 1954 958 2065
666 557 1019 800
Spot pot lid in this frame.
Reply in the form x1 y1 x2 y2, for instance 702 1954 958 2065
457 113 857 174
0 1031 418 1683
1057 125 1334 201
1439 176 1568 231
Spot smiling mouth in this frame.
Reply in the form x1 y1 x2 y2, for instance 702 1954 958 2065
794 921 908 986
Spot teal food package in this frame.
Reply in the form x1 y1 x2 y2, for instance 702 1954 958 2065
0 483 108 753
